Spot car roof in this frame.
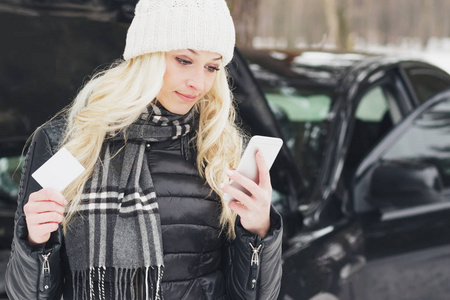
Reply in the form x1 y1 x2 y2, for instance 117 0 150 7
241 49 372 85
240 48 443 88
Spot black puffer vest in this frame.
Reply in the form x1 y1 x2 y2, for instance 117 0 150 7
146 137 227 299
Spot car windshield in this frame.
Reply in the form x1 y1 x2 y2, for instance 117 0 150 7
245 53 337 193
265 84 334 190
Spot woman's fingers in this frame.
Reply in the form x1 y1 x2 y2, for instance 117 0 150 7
35 223 60 233
223 151 271 206
222 182 253 207
24 200 66 216
228 199 249 216
28 188 68 207
26 211 64 225
24 188 68 245
226 169 259 194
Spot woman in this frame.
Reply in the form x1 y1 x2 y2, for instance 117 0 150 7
5 0 283 299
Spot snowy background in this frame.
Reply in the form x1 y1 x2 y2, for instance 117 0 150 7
355 38 450 74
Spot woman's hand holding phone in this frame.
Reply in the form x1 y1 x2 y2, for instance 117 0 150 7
221 136 282 238
24 188 68 246
222 151 272 239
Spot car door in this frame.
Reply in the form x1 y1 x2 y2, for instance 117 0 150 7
230 50 367 300
353 89 450 300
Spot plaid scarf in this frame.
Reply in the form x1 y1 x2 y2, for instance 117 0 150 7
65 102 196 300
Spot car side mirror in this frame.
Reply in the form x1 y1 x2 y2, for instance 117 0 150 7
368 160 443 208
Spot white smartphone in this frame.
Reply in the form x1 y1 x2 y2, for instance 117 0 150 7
223 135 283 202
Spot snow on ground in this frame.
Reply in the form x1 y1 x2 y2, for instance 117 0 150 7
367 47 450 74
355 38 450 74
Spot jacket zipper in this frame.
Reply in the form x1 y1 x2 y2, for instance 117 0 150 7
41 252 51 292
248 242 262 290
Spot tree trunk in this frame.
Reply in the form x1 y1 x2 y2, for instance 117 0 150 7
323 0 352 50
323 0 339 46
336 0 352 50
227 0 261 49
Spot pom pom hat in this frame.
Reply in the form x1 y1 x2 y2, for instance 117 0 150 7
123 0 236 65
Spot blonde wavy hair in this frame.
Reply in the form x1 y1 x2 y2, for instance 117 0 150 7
59 52 244 239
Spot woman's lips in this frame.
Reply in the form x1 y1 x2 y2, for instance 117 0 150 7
176 91 197 102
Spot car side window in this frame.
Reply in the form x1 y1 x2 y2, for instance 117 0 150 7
383 99 450 190
405 68 450 104
345 86 398 172
0 156 23 206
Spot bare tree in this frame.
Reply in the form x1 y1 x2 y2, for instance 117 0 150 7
323 0 339 46
322 0 352 50
227 0 261 48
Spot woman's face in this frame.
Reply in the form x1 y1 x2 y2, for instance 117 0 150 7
157 49 223 115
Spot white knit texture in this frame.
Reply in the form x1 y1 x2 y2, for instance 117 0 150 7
123 0 235 65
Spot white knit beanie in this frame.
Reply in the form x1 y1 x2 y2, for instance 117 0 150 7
123 0 236 65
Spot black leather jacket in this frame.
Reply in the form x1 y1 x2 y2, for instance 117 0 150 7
6 120 283 300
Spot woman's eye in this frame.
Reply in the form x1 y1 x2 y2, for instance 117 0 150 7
176 57 191 65
205 66 220 72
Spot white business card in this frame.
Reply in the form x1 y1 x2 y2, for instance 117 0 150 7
31 147 85 192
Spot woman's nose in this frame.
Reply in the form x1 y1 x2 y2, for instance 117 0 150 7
186 68 205 91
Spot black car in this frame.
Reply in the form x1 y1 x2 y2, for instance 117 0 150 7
2 3 450 300
232 49 450 300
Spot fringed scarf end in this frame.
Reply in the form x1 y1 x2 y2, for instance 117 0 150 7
72 266 164 300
